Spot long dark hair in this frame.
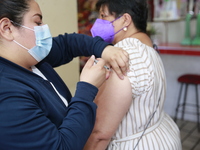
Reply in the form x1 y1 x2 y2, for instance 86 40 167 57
0 0 31 27
96 0 148 33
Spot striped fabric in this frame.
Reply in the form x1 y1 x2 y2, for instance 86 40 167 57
107 38 182 150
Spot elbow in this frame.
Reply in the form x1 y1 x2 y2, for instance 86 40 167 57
91 130 112 143
84 130 114 150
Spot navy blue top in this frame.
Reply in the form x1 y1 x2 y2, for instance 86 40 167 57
0 33 109 150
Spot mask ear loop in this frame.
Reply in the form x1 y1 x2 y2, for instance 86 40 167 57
109 16 127 38
110 16 122 23
10 20 34 31
13 40 30 51
10 20 35 51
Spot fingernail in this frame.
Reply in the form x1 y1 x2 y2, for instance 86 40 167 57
106 74 110 79
91 55 95 59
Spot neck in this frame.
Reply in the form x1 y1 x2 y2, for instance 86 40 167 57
128 30 141 38
113 30 140 44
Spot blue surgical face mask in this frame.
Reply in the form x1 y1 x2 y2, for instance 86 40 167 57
12 23 52 62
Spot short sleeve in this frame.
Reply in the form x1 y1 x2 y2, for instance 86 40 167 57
115 38 154 98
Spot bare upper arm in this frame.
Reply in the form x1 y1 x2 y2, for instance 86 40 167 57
93 70 132 138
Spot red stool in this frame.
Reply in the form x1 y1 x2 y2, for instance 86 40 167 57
174 74 200 132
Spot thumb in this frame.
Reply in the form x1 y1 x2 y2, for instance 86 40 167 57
84 55 95 68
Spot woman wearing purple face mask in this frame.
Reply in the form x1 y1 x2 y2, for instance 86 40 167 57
84 0 182 150
90 16 123 43
0 0 130 150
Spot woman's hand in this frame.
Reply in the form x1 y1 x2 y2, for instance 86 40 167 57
80 55 109 88
101 46 129 80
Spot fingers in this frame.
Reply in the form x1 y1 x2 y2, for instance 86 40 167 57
122 50 129 72
80 56 109 88
109 49 129 80
95 58 107 68
84 55 95 68
101 46 129 80
95 58 111 71
118 50 129 76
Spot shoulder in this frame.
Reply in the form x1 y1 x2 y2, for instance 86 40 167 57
115 33 153 49
134 32 153 48
114 37 155 98
115 40 152 52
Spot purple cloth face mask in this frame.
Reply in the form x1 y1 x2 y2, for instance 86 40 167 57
91 17 121 43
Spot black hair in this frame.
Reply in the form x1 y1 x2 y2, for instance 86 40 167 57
0 0 31 27
96 0 148 33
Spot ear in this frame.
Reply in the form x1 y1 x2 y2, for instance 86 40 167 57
122 13 132 27
0 18 14 41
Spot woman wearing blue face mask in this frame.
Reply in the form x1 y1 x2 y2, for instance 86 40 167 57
84 0 182 150
0 0 129 150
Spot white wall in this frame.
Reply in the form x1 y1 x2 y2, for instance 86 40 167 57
151 19 200 122
161 54 200 122
36 0 79 95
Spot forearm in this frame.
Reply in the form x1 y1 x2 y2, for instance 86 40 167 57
83 132 111 150
0 82 98 150
46 33 110 67
58 82 98 149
